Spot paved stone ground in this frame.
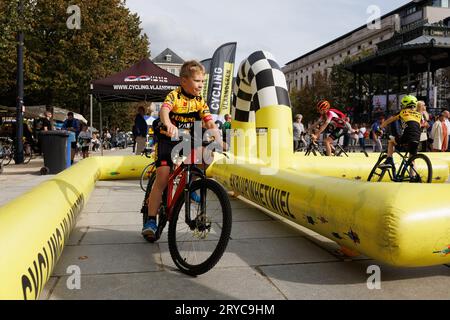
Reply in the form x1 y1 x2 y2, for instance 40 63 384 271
1 148 449 300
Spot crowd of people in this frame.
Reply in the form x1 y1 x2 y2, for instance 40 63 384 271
293 100 450 155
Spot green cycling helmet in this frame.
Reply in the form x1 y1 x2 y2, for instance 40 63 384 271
401 95 418 109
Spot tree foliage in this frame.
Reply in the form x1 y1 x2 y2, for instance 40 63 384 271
0 0 150 130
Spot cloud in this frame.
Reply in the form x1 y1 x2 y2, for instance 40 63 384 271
127 0 409 66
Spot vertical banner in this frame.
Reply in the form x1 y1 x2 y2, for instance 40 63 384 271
207 42 237 116
200 58 212 101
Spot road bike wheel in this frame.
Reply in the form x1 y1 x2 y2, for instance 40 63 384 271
3 146 13 166
140 162 156 192
367 154 388 182
23 143 33 164
399 154 433 183
168 178 232 276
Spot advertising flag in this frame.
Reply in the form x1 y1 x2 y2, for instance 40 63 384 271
206 42 237 116
200 58 212 101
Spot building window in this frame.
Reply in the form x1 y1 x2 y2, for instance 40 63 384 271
318 62 321 67
300 77 303 88
358 45 362 50
165 54 172 62
325 59 328 64
347 50 351 55
306 75 309 85
436 0 449 7
432 0 448 7
369 40 373 45
406 6 417 15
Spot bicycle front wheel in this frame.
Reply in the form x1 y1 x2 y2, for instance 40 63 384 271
168 178 232 276
23 143 33 164
367 155 388 182
140 162 156 192
399 154 433 183
3 146 13 166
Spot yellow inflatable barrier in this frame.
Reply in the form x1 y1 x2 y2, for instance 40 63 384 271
217 50 450 270
208 155 450 268
0 155 153 300
292 153 449 183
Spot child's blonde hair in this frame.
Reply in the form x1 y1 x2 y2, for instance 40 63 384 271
180 60 205 78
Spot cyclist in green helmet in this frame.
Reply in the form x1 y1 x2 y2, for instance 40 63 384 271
378 95 422 169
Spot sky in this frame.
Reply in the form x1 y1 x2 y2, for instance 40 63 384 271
125 0 410 67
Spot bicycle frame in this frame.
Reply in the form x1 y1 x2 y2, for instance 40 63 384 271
164 147 206 226
377 150 411 181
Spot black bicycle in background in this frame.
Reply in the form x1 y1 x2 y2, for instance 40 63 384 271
303 134 349 157
368 150 432 183
0 137 33 165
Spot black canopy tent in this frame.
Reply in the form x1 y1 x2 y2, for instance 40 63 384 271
90 58 180 154
91 58 180 102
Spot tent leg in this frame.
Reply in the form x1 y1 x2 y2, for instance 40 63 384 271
100 102 103 157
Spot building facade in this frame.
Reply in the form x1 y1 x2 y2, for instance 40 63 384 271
151 48 184 112
284 0 450 92
152 48 184 77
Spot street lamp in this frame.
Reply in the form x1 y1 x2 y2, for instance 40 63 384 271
14 0 24 164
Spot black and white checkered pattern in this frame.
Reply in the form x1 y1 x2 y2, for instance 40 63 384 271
232 51 290 123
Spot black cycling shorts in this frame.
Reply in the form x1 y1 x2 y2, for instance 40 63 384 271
154 138 178 168
326 125 345 140
395 134 419 156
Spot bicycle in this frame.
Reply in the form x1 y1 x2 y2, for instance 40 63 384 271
304 134 349 157
367 150 432 183
140 132 232 276
0 137 32 165
0 137 13 166
139 147 156 192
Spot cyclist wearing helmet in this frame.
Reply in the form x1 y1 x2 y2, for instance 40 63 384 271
378 95 422 169
310 99 352 156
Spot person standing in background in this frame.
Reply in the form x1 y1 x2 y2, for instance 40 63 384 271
293 114 305 152
431 112 448 152
443 110 450 151
371 116 384 152
416 101 430 152
62 112 80 164
42 111 53 131
222 114 232 149
134 106 148 155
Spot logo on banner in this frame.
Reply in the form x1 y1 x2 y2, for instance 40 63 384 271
124 75 169 83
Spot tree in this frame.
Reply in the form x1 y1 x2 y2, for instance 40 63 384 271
0 0 150 130
290 70 332 126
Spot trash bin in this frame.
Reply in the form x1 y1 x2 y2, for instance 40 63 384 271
40 130 69 174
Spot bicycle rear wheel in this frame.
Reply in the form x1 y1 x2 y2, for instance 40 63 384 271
140 162 156 192
23 143 33 164
399 154 433 183
2 146 13 166
367 155 388 182
168 178 232 276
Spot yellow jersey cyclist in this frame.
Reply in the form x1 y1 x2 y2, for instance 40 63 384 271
142 60 223 240
378 95 422 169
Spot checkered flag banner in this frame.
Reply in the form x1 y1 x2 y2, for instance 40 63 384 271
232 51 291 123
